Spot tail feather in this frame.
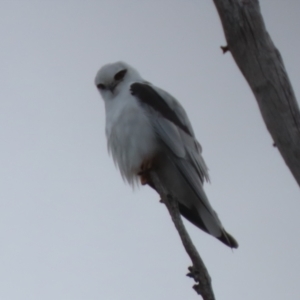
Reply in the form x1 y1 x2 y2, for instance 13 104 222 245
150 155 239 249
218 230 239 249
178 202 238 249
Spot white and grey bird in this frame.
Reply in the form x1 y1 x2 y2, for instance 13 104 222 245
95 61 238 248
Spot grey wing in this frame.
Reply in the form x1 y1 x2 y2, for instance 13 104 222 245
131 82 224 237
153 86 210 183
151 110 224 237
153 87 196 136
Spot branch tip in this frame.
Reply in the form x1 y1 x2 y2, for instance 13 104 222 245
193 283 202 295
220 45 229 53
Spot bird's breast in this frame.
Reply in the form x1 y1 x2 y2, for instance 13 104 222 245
105 95 159 185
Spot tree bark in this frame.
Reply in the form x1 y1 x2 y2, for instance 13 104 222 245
150 171 216 300
213 0 300 187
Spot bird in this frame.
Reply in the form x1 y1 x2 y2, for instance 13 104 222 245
94 61 238 249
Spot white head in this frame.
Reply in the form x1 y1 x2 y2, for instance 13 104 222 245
95 61 143 101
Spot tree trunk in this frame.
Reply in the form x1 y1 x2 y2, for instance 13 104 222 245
213 0 300 187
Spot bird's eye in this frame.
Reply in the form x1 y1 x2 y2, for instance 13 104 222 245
97 83 106 90
114 69 127 81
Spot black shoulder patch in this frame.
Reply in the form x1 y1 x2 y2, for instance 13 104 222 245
130 83 192 136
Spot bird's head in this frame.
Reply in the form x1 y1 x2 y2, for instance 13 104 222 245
95 61 142 100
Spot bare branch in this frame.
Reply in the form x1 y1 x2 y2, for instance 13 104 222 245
213 0 300 187
150 171 216 300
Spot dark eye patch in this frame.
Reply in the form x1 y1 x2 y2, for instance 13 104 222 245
114 69 127 81
97 83 106 90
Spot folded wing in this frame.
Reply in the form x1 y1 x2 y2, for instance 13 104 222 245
130 82 238 248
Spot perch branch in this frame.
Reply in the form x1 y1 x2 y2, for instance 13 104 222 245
150 171 216 300
213 0 300 187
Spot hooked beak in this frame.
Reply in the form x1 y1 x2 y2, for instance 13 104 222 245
108 82 118 93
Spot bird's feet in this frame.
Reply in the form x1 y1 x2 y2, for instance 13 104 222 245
138 159 153 186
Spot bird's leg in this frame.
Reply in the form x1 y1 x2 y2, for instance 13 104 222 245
138 160 163 202
138 159 153 186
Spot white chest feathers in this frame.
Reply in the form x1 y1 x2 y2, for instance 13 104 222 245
105 92 159 185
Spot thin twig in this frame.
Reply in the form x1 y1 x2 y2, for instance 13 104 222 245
150 171 216 300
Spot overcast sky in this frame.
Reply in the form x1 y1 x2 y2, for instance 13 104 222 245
0 1 299 299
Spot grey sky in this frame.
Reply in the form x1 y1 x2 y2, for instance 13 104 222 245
0 1 299 299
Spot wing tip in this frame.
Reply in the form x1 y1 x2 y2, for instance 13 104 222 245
218 231 239 249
